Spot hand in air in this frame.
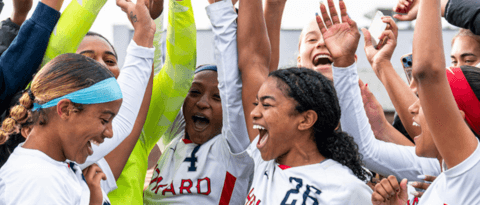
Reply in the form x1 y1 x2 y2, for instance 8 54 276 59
83 164 107 205
372 175 409 205
409 175 436 198
359 79 389 141
148 0 164 20
11 0 33 25
316 0 360 67
117 0 156 47
393 0 419 21
362 16 398 76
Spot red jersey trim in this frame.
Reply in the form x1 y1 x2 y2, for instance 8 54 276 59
218 172 237 205
183 139 193 144
278 164 291 170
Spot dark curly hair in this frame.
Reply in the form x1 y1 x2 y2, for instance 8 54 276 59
269 67 370 181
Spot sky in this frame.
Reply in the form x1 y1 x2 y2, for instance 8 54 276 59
0 0 405 42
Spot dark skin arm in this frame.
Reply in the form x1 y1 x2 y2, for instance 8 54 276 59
264 0 286 72
238 0 271 141
11 0 33 26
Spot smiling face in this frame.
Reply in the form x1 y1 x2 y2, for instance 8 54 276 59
298 19 333 80
251 77 304 161
77 36 120 78
62 99 122 164
183 71 222 144
451 36 480 67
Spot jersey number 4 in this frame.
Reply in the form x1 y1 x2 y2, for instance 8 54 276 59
281 177 321 205
184 145 201 172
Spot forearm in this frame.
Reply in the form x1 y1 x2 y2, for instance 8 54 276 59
105 65 153 180
376 123 414 146
142 0 196 149
264 0 286 72
81 40 154 169
375 61 420 138
444 0 480 34
42 0 107 66
238 0 271 141
208 0 250 153
0 2 60 114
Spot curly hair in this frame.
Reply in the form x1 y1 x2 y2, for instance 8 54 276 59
269 67 370 181
0 53 114 147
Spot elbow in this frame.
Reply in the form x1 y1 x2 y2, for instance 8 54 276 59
412 62 445 82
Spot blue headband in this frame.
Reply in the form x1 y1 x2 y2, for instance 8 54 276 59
32 77 122 111
195 65 217 74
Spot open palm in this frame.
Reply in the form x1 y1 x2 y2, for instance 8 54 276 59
316 0 359 67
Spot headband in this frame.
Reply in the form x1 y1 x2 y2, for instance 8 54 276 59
195 65 217 74
32 77 122 111
446 67 480 136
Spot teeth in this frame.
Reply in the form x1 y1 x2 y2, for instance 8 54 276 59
315 55 332 61
253 125 266 130
90 140 100 146
412 121 420 127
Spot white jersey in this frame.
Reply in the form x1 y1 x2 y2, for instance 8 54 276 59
0 144 110 205
143 0 253 204
419 139 480 205
245 137 372 205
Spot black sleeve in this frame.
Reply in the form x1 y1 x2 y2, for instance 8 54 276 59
0 18 20 56
444 0 480 35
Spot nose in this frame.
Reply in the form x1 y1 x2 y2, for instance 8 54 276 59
250 104 261 120
408 99 420 116
103 122 114 139
196 94 210 109
316 37 326 48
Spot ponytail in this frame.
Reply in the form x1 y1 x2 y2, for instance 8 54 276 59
0 91 34 145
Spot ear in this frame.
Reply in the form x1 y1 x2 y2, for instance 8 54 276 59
298 110 317 131
20 125 32 139
297 56 302 67
459 110 466 119
57 99 74 120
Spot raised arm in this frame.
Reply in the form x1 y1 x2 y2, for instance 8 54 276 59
319 0 440 181
362 16 420 139
264 0 286 72
41 0 108 66
107 0 196 202
238 0 271 141
207 0 250 153
0 0 62 115
412 0 477 168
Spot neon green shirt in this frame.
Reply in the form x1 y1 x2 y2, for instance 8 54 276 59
107 0 196 204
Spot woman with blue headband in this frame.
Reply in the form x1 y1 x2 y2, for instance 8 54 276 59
0 54 122 204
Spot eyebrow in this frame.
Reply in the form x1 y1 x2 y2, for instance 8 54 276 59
79 50 117 59
304 31 318 38
259 95 276 101
460 53 476 58
102 110 116 118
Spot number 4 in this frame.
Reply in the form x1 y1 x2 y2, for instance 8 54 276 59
184 145 201 172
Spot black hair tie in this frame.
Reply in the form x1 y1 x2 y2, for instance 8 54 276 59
27 90 35 101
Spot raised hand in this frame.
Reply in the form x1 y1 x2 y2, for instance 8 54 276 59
148 0 164 20
83 164 107 205
393 0 419 21
362 16 398 75
316 0 359 67
359 79 388 138
372 175 409 205
117 0 156 47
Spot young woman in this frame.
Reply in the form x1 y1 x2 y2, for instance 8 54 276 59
143 0 261 203
0 54 122 204
245 68 372 205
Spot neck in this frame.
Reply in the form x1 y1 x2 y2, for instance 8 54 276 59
275 133 326 167
22 126 66 162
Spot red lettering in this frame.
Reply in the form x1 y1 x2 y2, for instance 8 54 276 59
180 179 193 194
196 177 211 195
150 176 166 194
407 197 419 205
162 183 177 196
247 188 255 201
246 188 261 205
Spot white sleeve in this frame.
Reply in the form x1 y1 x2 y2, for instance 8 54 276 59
332 63 441 182
207 0 250 154
80 40 154 169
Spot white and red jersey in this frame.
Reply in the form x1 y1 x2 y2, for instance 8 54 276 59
245 137 372 205
144 0 254 204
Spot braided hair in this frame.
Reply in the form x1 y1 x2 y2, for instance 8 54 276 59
269 67 370 181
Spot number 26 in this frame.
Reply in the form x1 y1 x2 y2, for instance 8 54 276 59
280 177 321 205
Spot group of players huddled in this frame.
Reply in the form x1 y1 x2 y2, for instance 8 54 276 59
0 0 479 204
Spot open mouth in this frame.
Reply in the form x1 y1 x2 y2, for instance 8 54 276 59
253 124 269 149
192 114 210 131
87 141 94 156
313 54 333 66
